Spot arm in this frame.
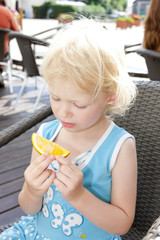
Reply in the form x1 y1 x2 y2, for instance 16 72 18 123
54 138 137 235
8 9 19 31
18 149 56 215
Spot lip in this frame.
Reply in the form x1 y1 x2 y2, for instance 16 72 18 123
61 121 75 128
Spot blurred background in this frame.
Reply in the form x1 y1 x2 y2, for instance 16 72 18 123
5 0 150 23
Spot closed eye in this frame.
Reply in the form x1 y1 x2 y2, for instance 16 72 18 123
73 103 87 109
50 95 60 101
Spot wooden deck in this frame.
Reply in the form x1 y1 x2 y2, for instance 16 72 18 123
0 77 53 227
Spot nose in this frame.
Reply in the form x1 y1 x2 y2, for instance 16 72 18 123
58 102 72 119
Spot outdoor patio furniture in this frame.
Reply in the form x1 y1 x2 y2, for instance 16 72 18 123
125 43 160 81
0 28 12 92
124 42 141 54
32 25 63 42
9 31 50 112
115 80 160 239
124 43 149 79
0 80 160 239
136 48 160 81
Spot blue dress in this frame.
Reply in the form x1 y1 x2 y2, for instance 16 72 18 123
0 120 134 240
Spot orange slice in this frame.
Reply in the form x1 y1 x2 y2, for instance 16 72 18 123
31 133 70 157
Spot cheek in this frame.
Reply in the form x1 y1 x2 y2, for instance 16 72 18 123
84 104 106 122
78 108 99 124
50 99 57 114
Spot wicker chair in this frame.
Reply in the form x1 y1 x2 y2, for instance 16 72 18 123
115 80 160 239
0 80 160 239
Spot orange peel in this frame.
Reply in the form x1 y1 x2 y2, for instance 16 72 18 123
31 133 70 157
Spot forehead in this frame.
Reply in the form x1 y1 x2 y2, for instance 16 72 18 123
48 78 92 99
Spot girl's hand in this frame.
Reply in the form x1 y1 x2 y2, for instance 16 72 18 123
24 153 56 200
54 155 84 202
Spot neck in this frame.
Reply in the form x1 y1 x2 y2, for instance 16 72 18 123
63 115 110 144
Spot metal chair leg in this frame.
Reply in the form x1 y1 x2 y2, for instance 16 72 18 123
32 80 46 112
12 76 28 108
8 59 13 93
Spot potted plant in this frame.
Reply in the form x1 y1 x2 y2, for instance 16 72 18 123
57 13 74 24
132 14 141 26
126 17 134 28
116 17 127 29
116 17 134 29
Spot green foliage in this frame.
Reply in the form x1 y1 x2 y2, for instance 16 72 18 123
116 16 133 22
77 4 106 17
51 5 76 18
32 1 54 18
125 17 134 23
32 0 127 19
82 0 127 14
109 0 127 11
32 1 106 19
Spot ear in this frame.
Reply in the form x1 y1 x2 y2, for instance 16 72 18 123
107 94 116 105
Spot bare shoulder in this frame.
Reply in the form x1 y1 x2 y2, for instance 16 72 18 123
119 137 136 157
112 137 137 176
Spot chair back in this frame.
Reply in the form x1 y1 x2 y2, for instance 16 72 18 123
9 32 40 77
115 81 160 236
136 48 160 81
0 28 10 62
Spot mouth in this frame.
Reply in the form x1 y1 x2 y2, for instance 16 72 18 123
61 121 75 128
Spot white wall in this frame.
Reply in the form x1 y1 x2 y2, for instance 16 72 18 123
22 0 47 18
6 0 16 9
6 0 48 18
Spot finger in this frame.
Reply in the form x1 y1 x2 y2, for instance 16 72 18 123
56 155 71 165
59 164 74 178
26 155 55 181
42 171 56 192
54 177 67 192
35 155 56 175
34 153 50 165
36 169 54 185
30 153 50 173
56 171 70 187
56 155 76 171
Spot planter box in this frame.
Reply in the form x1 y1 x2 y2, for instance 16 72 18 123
58 18 73 24
116 20 128 29
133 19 141 26
57 14 74 24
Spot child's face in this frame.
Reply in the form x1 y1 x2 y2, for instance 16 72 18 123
48 78 108 133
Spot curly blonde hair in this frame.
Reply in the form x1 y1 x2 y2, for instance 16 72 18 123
42 18 137 118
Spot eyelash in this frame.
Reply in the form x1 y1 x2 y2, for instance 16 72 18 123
51 96 60 101
51 96 87 109
73 104 87 109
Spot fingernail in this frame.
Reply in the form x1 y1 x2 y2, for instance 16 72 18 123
50 155 55 160
44 153 49 157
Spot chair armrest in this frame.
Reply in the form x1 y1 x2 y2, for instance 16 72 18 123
125 43 141 49
142 216 160 240
136 48 160 59
9 31 50 47
32 26 62 38
0 106 53 148
125 43 141 54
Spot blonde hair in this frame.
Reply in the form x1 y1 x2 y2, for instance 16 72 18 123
42 18 137 118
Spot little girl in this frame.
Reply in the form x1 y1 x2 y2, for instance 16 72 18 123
0 18 137 240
